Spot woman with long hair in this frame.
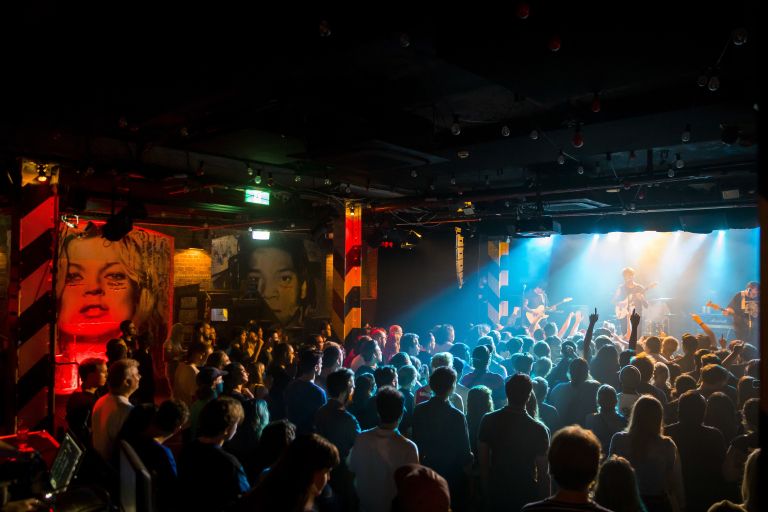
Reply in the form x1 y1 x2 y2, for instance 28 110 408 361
239 434 339 512
466 385 493 456
704 392 739 445
608 396 685 512
594 455 647 512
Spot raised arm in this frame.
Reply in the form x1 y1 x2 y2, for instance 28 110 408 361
583 309 598 361
568 310 583 338
558 312 574 339
628 309 641 352
691 313 716 349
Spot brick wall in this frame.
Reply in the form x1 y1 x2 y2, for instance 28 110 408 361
174 248 212 290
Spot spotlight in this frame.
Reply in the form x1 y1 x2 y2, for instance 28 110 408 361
323 176 332 186
411 169 418 178
267 172 274 187
501 125 511 137
675 154 684 169
577 165 584 175
400 33 410 48
591 92 601 113
254 170 262 185
450 174 456 185
732 28 748 46
707 75 720 92
667 167 675 178
557 150 565 165
294 174 302 183
529 129 539 140
571 128 584 148
247 166 254 177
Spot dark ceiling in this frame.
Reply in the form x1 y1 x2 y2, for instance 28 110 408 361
0 2 760 236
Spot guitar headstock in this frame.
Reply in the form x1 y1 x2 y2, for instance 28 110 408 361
562 297 573 303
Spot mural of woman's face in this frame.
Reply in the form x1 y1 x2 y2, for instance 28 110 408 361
248 246 307 325
59 237 136 338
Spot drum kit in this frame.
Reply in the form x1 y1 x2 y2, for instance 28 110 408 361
644 297 675 336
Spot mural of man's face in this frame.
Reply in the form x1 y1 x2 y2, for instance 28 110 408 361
59 237 135 338
248 247 307 325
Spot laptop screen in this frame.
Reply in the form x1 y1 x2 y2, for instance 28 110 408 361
49 433 84 491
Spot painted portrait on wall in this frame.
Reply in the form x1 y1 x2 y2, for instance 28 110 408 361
56 222 173 350
212 233 326 329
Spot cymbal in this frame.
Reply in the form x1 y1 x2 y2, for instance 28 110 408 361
649 297 674 301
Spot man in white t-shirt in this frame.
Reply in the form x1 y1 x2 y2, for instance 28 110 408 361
91 359 141 464
348 386 419 512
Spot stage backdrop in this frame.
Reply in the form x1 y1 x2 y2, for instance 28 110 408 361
56 222 173 391
211 233 328 331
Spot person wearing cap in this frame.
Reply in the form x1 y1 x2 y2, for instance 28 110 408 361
392 463 451 512
188 366 227 438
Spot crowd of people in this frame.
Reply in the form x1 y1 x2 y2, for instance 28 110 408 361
64 311 761 512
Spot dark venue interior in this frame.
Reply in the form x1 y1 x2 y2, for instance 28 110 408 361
0 3 764 512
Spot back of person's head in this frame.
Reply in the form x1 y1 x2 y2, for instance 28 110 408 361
568 358 590 384
187 341 210 362
593 335 613 352
374 365 397 388
505 373 533 408
667 362 682 383
360 338 378 362
627 395 663 441
682 334 698 355
532 341 551 359
449 343 470 364
376 386 404 424
742 448 759 512
520 336 534 353
430 352 453 371
354 374 375 401
106 340 128 363
487 329 501 345
532 376 549 402
619 365 641 392
322 344 342 369
393 463 451 512
705 392 736 426
205 350 229 370
597 384 618 413
533 357 552 379
452 357 466 379
706 501 748 512
471 344 491 371
256 434 340 510
400 333 419 354
548 426 602 491
120 403 155 441
467 385 493 420
674 374 698 397
433 324 454 345
533 329 545 341
78 358 105 384
507 337 523 354
272 342 293 366
629 353 654 383
155 400 189 435
397 365 418 390
297 349 322 376
197 396 245 438
389 352 411 369
618 349 635 368
513 353 535 375
543 322 557 338
257 419 297 470
701 353 722 367
107 358 139 393
677 390 706 425
737 377 759 409
326 368 354 399
594 455 645 512
644 336 662 354
694 348 713 367
222 362 246 391
741 397 759 432
429 367 456 398
701 364 729 387
662 336 679 355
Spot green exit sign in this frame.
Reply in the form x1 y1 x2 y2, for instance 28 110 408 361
245 188 270 205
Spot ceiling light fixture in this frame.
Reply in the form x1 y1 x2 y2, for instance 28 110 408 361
681 124 691 143
254 169 262 185
36 164 48 182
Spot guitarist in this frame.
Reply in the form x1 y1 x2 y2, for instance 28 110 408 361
523 284 548 327
724 281 759 345
612 267 649 338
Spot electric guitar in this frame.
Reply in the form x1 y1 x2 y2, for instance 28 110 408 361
705 300 729 315
615 282 657 319
707 299 758 319
525 297 573 324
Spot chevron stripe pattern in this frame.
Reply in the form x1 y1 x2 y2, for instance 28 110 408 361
486 240 509 327
330 203 362 343
11 177 57 432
